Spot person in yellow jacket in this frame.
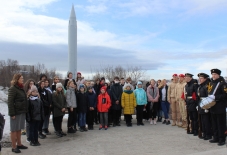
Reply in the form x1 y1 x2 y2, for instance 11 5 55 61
168 74 181 126
175 74 187 128
121 84 136 127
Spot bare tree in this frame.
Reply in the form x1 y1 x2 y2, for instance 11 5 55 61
0 59 20 87
92 65 146 82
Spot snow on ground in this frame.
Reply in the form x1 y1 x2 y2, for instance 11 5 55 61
0 87 10 142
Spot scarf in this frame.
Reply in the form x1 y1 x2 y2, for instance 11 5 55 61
17 83 24 88
124 90 133 94
29 96 39 100
45 87 52 94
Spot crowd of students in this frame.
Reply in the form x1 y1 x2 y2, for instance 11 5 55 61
7 70 227 153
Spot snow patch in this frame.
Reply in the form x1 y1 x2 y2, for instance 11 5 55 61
0 88 10 142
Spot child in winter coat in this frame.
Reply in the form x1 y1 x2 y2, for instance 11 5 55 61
52 83 67 137
76 84 89 132
97 86 111 130
121 84 136 127
134 81 147 126
87 86 97 130
38 81 50 139
26 85 44 146
66 81 77 133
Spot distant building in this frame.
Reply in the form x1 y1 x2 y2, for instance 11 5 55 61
19 65 34 74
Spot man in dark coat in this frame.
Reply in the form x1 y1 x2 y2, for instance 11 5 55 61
110 77 123 126
208 69 227 146
185 73 199 136
197 73 212 140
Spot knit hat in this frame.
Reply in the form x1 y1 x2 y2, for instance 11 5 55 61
56 83 63 89
137 81 142 85
124 84 132 90
30 85 38 92
172 74 178 77
87 86 93 90
79 84 85 90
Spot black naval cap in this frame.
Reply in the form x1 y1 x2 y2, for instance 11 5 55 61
211 68 221 75
197 73 209 78
185 73 194 77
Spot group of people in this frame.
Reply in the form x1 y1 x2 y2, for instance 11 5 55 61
165 69 227 147
7 68 227 154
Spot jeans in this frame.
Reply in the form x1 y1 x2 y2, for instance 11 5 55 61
29 120 40 142
149 102 158 120
100 112 108 127
26 121 30 140
161 101 170 119
79 113 86 127
42 114 50 130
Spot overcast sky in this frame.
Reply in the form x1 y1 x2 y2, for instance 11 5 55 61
0 0 227 80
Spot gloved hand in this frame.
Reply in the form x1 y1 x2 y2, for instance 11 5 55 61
208 95 215 100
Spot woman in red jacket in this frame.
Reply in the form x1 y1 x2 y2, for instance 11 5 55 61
97 86 111 130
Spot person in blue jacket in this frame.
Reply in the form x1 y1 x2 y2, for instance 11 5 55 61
134 81 147 126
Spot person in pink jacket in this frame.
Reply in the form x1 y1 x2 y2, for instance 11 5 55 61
147 79 160 125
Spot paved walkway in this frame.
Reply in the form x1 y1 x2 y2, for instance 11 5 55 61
1 116 226 155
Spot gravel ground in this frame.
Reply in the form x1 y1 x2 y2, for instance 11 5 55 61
1 115 226 155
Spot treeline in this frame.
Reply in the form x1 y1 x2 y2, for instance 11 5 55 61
92 65 147 82
0 59 62 87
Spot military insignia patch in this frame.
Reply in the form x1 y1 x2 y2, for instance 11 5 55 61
207 83 213 93
224 86 227 93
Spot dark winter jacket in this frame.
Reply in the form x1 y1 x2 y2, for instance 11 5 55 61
110 83 123 110
45 87 53 106
209 76 227 114
26 96 45 122
94 83 101 96
8 85 28 116
52 92 67 117
198 79 210 114
87 91 97 108
38 87 50 116
185 79 199 112
159 85 168 102
52 84 56 92
76 92 89 113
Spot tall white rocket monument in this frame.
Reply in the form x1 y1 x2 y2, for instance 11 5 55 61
68 5 77 78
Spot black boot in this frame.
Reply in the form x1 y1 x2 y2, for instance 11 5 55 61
60 130 67 136
209 139 219 143
38 132 46 139
204 135 212 140
83 126 88 132
56 131 63 137
68 127 76 133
